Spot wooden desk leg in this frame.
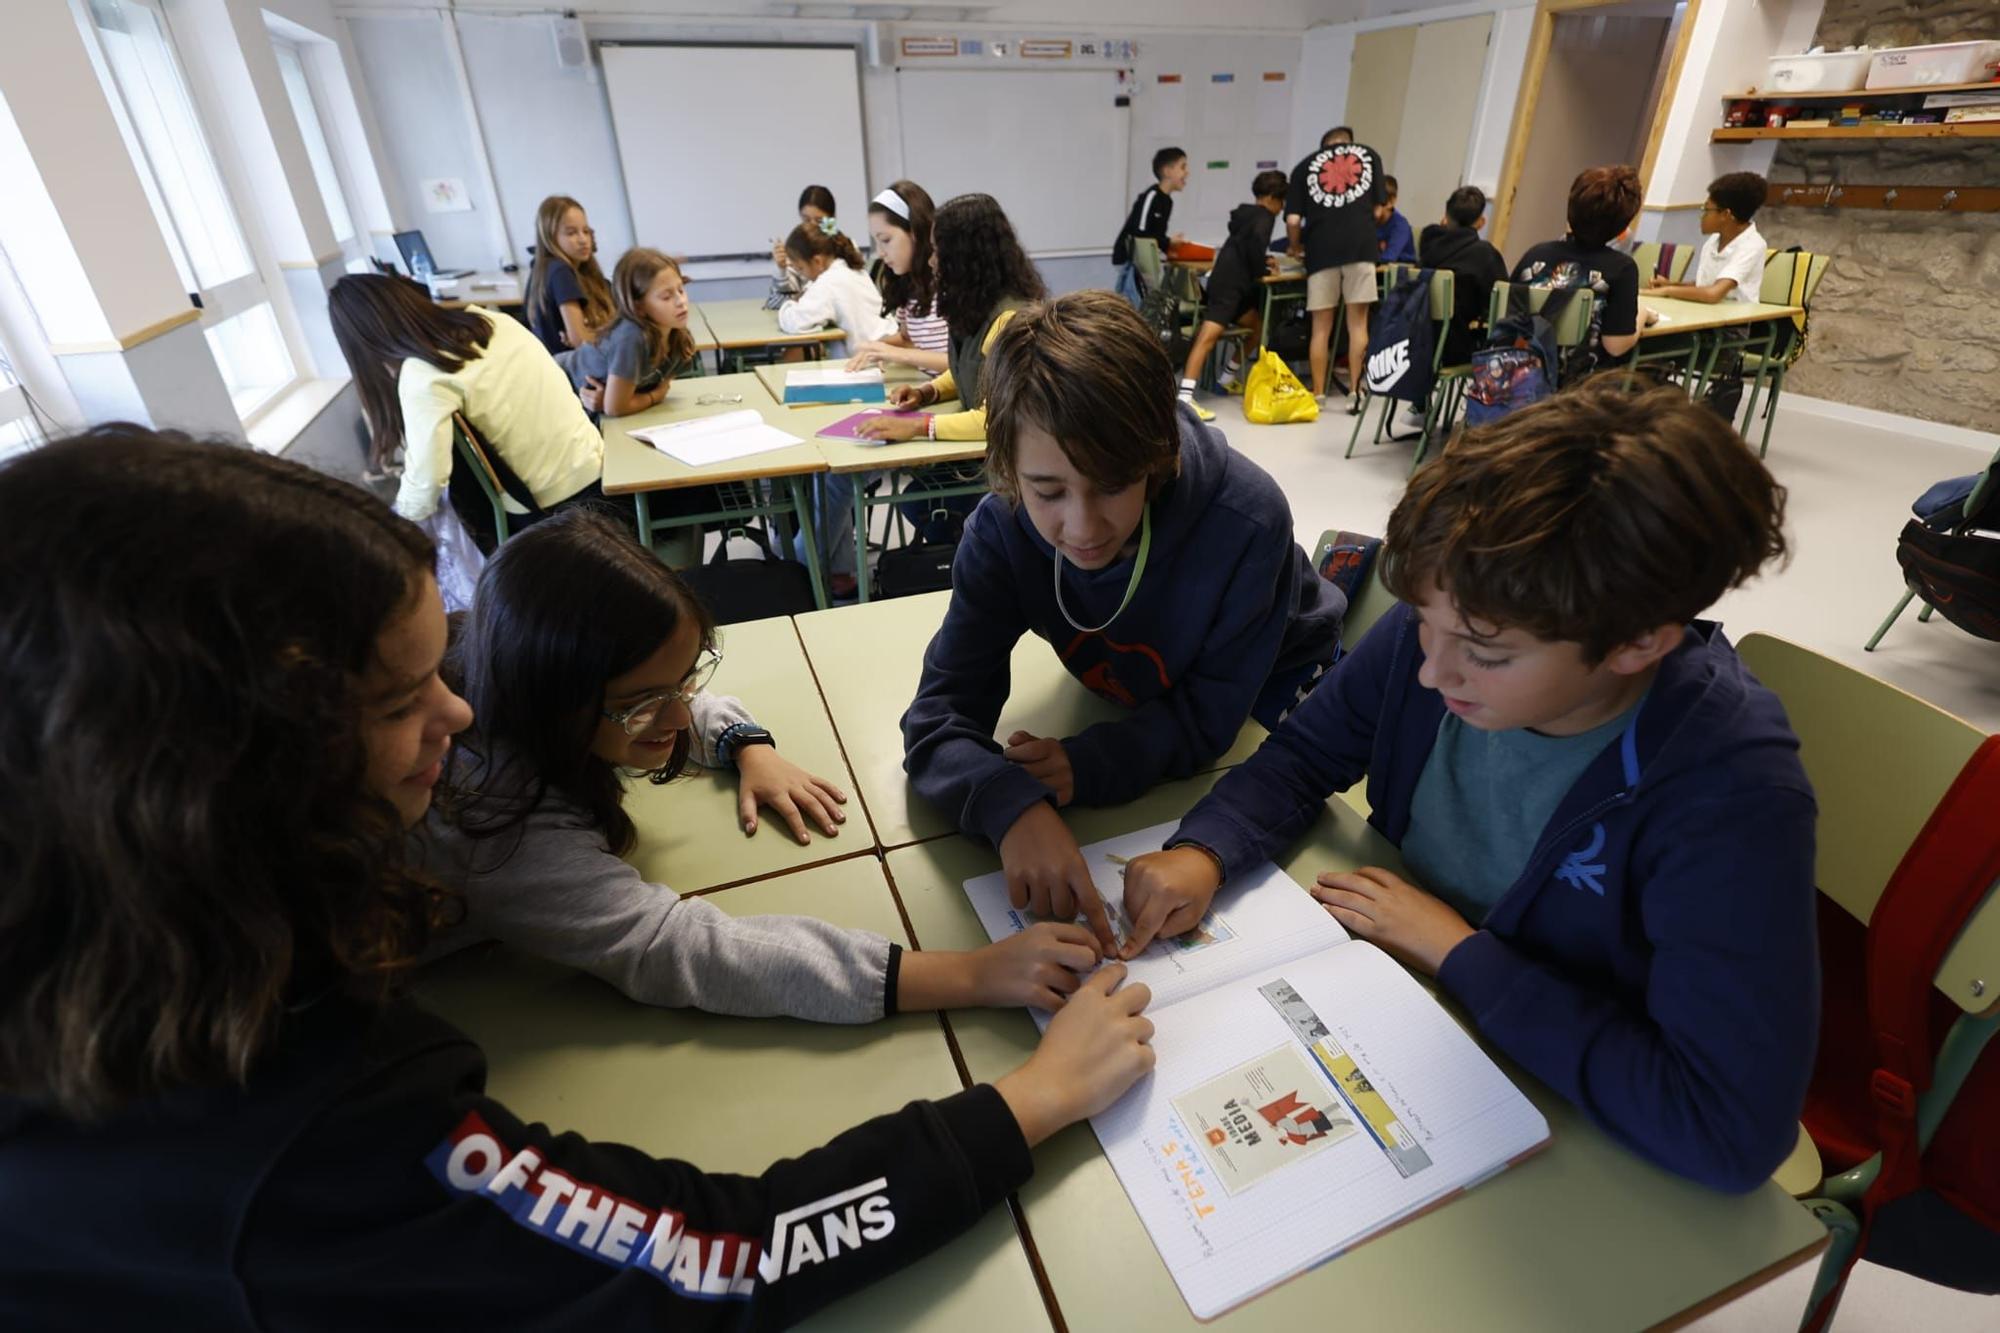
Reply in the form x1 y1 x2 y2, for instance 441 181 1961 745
787 475 829 610
633 491 654 554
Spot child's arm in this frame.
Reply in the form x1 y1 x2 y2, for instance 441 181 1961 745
391 373 459 522
1436 788 1819 1192
1645 278 1733 304
600 374 665 417
557 302 594 351
247 968 1152 1329
776 278 838 334
899 512 1042 849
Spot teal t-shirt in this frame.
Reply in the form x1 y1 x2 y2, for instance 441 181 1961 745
1400 700 1641 924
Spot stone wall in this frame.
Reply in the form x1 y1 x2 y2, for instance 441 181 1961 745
1762 0 2000 432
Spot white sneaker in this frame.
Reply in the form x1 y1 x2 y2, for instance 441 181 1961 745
1387 404 1428 440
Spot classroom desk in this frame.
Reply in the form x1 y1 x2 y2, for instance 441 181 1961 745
1637 297 1804 398
622 613 869 895
794 592 1267 851
748 364 988 603
414 857 1052 1332
686 301 721 355
885 771 1830 1332
700 297 846 371
432 269 524 309
600 372 830 607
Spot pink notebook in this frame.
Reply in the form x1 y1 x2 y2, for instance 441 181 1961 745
815 409 925 443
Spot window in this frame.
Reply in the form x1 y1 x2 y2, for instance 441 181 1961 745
0 348 42 460
271 40 357 253
82 0 295 421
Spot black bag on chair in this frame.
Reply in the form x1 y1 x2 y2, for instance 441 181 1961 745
874 542 958 598
677 540 817 624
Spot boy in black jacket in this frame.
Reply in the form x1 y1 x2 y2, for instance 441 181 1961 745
1177 169 1288 421
1419 185 1508 367
1113 147 1189 305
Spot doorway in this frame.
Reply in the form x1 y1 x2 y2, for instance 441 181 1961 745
1493 0 1692 254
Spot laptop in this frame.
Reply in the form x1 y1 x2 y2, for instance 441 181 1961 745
392 230 474 281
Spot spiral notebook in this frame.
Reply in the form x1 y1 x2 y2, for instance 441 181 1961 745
963 821 1550 1320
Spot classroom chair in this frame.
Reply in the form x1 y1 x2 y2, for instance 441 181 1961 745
448 412 539 550
1632 240 1693 285
1345 266 1456 473
1737 248 1831 458
1733 634 2000 1332
1866 441 2000 651
1129 237 1202 329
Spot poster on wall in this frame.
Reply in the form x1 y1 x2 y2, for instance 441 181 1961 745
900 36 958 58
1256 71 1290 135
421 178 473 213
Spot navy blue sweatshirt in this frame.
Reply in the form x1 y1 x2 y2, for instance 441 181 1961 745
1172 606 1820 1192
902 407 1345 848
0 994 1030 1328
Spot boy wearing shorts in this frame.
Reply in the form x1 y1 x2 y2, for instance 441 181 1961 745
1285 126 1387 411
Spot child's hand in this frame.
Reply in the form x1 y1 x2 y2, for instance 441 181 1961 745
579 377 605 413
1287 241 1305 261
1266 255 1283 275
886 383 931 411
734 743 848 843
1119 846 1222 959
1643 307 1663 328
856 414 925 443
998 802 1117 954
770 238 788 269
1310 866 1475 974
994 964 1155 1146
845 342 886 371
970 921 1102 1010
1002 730 1073 805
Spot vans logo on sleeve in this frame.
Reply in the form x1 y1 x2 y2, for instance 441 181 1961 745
1554 823 1609 896
426 1112 896 1300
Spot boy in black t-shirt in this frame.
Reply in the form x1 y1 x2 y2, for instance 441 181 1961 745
1113 147 1189 305
1176 170 1288 421
1510 164 1659 371
1285 126 1387 410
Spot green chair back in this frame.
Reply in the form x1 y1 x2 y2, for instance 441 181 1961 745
1377 264 1457 324
1734 632 1986 931
1761 248 1830 308
451 413 515 544
1633 241 1693 284
1486 281 1595 348
1130 237 1166 290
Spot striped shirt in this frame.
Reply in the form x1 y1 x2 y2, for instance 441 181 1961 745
900 297 951 353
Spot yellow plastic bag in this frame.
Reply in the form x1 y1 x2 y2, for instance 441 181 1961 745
1242 350 1320 425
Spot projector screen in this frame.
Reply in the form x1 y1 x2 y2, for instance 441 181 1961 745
600 44 869 259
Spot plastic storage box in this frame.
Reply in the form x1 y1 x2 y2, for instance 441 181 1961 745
1866 40 2000 90
1765 50 1873 93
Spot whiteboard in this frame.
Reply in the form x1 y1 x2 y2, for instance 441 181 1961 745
600 45 868 258
896 68 1130 254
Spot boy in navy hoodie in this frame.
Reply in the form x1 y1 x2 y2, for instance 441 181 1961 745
903 291 1346 952
1121 377 1819 1192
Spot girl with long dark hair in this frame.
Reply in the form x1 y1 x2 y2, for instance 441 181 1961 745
847 179 949 375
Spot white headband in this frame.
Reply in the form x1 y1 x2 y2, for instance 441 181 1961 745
871 188 910 221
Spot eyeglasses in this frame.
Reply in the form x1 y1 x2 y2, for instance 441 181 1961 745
696 393 744 405
1699 202 1726 215
601 649 723 736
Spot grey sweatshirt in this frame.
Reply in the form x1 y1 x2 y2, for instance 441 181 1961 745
419 692 896 1022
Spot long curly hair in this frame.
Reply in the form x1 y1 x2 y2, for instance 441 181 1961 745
0 426 439 1120
870 179 937 318
444 510 717 859
933 193 1046 341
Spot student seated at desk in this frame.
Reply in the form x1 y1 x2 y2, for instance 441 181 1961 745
430 509 1104 1016
776 219 898 358
0 429 1157 1326
331 274 605 527
561 247 699 418
1419 185 1508 367
1122 379 1818 1191
1374 175 1417 264
847 180 950 374
902 292 1347 954
525 193 615 355
771 184 837 296
1511 164 1660 369
1645 172 1769 305
1175 168 1289 423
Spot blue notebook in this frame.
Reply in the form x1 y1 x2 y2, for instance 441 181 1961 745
784 368 887 405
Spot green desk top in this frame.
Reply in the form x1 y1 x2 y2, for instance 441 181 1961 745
415 857 1051 1332
685 302 721 352
884 775 1827 1331
623 614 870 895
1640 296 1804 337
601 372 827 493
794 592 1265 850
747 364 982 476
700 297 845 350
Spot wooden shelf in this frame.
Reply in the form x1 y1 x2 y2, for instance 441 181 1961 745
1720 80 2000 103
1713 123 2000 141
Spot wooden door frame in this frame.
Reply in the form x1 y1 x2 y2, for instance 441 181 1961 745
1490 0 1703 254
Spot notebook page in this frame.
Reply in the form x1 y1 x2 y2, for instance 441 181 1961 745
627 411 802 467
1094 943 1548 1319
962 821 1350 1018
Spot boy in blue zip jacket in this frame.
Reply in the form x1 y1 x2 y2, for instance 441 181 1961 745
1120 376 1819 1192
902 291 1346 953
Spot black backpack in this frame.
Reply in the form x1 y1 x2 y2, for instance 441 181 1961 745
1463 285 1577 427
1893 471 2000 643
678 534 817 624
1363 269 1437 406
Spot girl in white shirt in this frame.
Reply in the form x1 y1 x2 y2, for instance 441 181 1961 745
776 219 898 357
331 275 603 528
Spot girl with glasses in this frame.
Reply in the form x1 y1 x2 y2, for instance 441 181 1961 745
429 508 1100 1017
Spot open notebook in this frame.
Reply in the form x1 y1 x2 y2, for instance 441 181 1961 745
964 821 1550 1320
626 410 800 468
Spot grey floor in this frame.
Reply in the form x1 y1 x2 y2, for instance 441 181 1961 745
1199 383 1998 1331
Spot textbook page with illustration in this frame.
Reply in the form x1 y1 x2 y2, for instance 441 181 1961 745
962 821 1550 1319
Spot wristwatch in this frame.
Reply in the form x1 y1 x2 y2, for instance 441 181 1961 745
716 723 775 767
